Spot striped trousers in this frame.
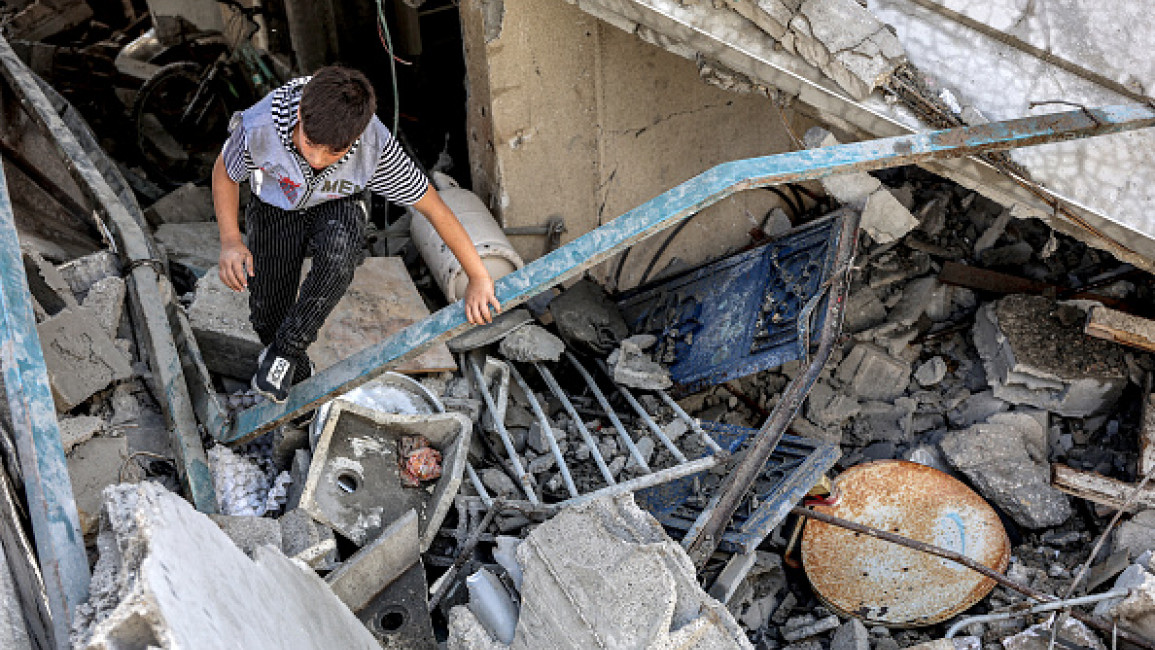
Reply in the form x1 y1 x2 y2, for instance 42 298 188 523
246 196 367 380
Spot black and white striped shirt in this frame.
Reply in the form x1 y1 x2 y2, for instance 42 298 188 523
222 76 428 206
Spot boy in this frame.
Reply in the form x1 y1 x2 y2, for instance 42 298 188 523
212 66 499 403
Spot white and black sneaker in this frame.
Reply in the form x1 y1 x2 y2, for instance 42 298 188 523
251 345 297 404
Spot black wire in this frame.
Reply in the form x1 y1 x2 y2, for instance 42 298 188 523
637 212 700 287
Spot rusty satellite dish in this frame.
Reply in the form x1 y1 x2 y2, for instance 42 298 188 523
801 460 1010 627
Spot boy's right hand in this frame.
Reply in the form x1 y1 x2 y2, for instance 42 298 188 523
220 240 254 291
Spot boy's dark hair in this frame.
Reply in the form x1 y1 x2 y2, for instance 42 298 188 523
300 66 376 151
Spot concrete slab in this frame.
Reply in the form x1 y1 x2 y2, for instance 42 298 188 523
208 514 283 557
154 222 220 279
81 277 126 339
837 342 910 402
21 244 77 316
973 295 1127 417
144 183 215 226
507 494 751 649
37 307 133 411
66 436 130 538
58 415 105 453
58 250 120 302
72 482 379 649
187 267 263 380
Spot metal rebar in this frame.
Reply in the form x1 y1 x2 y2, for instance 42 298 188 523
565 351 652 473
465 462 493 509
507 364 579 498
792 506 1155 650
535 362 616 485
945 589 1131 639
597 361 688 463
658 390 724 454
428 499 505 610
468 358 539 505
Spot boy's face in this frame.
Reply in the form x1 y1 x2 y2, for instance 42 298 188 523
293 119 351 171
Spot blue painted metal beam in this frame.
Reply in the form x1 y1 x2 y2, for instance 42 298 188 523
0 162 88 647
222 103 1155 443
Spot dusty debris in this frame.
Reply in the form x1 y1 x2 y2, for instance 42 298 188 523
1001 618 1106 650
71 482 378 649
608 336 672 390
498 324 565 362
940 412 1072 529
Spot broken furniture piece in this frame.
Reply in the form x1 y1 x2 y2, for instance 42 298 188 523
617 213 843 394
301 401 471 551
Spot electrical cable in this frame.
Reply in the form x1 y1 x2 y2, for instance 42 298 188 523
373 0 404 136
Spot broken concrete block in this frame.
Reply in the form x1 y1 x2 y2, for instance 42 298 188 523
154 222 221 278
527 420 566 455
830 618 869 650
58 415 105 453
843 286 887 333
38 308 133 410
837 342 910 402
279 508 335 564
818 171 880 207
973 296 1128 417
782 613 840 641
498 324 565 362
849 398 916 445
503 494 751 649
208 514 283 557
861 189 919 244
22 244 78 316
1001 618 1105 650
1114 510 1155 560
81 277 126 338
301 403 471 550
144 183 215 226
947 389 1009 428
914 356 948 387
187 266 263 380
1094 564 1155 639
67 437 129 538
58 250 121 302
789 0 905 100
806 381 860 426
608 339 672 390
0 544 31 649
940 412 1072 529
481 468 519 498
72 482 379 649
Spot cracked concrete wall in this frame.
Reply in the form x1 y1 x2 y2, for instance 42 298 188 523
461 0 816 289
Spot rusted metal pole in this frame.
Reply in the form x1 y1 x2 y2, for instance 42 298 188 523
793 506 1155 650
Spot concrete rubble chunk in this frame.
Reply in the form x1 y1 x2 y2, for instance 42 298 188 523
609 339 672 390
1094 563 1155 639
498 324 566 362
72 482 379 649
280 508 337 569
21 244 78 316
830 618 869 650
861 188 919 244
939 412 1072 529
789 0 905 100
843 286 887 333
485 494 752 649
973 295 1128 417
837 342 910 402
58 415 105 453
38 307 133 411
782 614 840 642
187 266 263 380
81 277 126 338
208 514 283 557
154 222 221 278
1114 510 1155 560
914 356 948 387
144 183 215 226
68 437 131 538
58 250 121 301
1001 618 1105 650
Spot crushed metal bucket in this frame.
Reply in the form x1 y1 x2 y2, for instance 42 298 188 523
801 460 1010 627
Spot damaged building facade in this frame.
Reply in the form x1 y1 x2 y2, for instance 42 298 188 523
0 0 1153 649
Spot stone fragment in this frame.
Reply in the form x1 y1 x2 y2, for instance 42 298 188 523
527 454 556 474
837 342 910 401
914 356 947 387
58 250 121 301
144 183 215 226
38 307 133 410
782 614 840 641
1094 564 1155 638
58 415 105 453
498 324 565 362
154 222 221 278
625 436 656 471
501 495 751 649
81 277 126 338
789 0 905 100
609 340 672 390
1001 618 1105 650
947 390 1009 428
843 287 887 333
481 468 519 498
208 514 283 557
187 266 263 380
1114 510 1155 560
940 412 1072 529
973 296 1127 417
22 245 78 315
830 618 869 650
861 189 919 244
848 398 916 445
67 437 130 538
527 421 566 455
72 482 378 649
806 381 860 426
